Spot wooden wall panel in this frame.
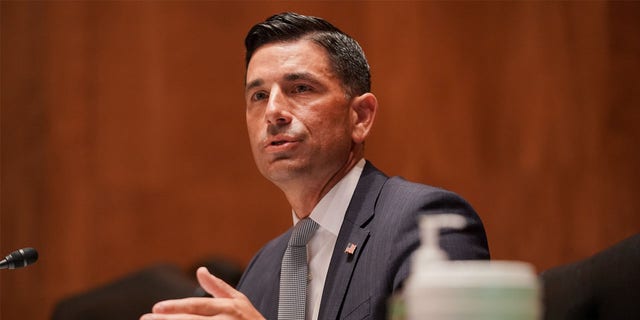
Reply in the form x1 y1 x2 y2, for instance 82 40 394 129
2 2 639 319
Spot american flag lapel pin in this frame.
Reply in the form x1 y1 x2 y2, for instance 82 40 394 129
344 243 357 255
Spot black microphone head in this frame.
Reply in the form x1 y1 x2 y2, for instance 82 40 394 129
0 247 39 269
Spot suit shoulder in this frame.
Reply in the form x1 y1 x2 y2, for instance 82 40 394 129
380 176 473 210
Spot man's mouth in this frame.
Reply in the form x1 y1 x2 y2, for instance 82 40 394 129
264 136 300 152
271 140 287 146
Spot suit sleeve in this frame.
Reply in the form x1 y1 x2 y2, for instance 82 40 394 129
375 177 490 290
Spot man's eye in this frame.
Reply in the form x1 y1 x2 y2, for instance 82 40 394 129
293 85 311 93
252 91 268 101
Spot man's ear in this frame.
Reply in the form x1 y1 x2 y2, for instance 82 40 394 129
350 93 378 143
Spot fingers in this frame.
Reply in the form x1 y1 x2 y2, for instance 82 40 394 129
152 297 225 315
140 296 262 320
140 268 264 320
140 313 210 320
196 266 241 299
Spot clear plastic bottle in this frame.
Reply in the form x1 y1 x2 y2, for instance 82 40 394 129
402 214 541 320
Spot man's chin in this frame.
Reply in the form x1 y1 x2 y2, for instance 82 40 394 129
261 159 308 182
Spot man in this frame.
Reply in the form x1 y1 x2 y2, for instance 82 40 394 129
141 12 489 320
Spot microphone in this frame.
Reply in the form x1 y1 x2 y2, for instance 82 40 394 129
0 247 39 269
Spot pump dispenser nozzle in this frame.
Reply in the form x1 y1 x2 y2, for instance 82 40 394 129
414 214 466 266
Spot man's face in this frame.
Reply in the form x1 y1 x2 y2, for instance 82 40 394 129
245 39 356 185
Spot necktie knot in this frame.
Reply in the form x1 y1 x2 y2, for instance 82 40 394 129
289 218 319 247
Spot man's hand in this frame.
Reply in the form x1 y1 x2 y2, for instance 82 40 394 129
140 267 264 320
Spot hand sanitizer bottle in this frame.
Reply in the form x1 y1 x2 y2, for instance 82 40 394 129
403 214 541 320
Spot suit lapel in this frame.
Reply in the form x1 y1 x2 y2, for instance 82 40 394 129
318 162 388 319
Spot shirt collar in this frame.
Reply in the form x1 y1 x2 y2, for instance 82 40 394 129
292 158 366 236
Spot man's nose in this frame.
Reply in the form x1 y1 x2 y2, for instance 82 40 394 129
265 88 292 126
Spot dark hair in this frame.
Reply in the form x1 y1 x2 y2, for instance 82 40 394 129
245 12 371 96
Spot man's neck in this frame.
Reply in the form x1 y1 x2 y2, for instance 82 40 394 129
281 155 364 219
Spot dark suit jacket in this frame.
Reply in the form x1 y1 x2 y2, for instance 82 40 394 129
237 162 490 319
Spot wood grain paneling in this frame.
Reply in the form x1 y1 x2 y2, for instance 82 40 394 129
2 2 639 319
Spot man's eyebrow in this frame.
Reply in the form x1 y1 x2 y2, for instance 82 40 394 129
245 79 263 92
245 72 321 92
284 72 319 83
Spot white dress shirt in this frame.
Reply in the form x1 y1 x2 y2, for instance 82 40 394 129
291 159 366 320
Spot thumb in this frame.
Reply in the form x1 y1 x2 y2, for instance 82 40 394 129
196 266 240 299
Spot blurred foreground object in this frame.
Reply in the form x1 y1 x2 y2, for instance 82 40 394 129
402 214 540 320
541 233 640 319
51 264 197 320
